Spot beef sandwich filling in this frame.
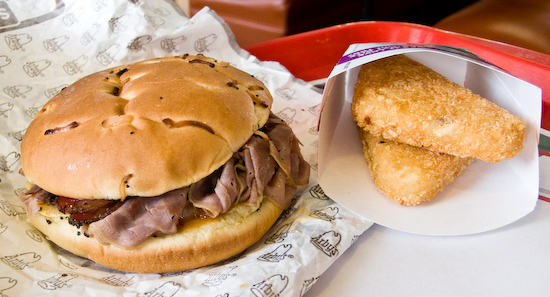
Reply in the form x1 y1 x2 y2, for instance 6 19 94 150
20 113 309 248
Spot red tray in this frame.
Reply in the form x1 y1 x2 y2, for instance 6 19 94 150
244 21 550 130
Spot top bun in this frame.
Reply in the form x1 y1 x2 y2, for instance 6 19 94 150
21 55 273 200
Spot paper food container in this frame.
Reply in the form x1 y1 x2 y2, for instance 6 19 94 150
317 43 542 236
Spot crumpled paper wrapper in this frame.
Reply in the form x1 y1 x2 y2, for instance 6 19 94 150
0 0 372 296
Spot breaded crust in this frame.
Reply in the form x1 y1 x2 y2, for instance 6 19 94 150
351 55 525 163
358 129 473 206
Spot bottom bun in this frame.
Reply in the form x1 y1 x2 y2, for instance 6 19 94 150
28 199 283 273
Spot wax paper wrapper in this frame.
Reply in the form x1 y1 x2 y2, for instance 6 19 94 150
318 43 541 236
0 1 372 296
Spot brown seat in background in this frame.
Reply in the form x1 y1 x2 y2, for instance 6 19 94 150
188 0 365 46
181 0 550 55
434 0 550 55
187 0 469 47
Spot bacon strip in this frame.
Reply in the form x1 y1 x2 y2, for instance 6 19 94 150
56 196 124 226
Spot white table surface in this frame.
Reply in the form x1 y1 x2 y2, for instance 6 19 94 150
306 198 550 296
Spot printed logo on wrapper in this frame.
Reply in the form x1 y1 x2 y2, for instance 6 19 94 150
59 257 80 270
202 266 237 287
144 281 182 297
251 72 268 84
128 35 152 52
3 85 31 99
0 152 20 172
308 103 321 117
309 184 329 200
13 188 26 197
258 244 294 262
309 161 318 172
96 44 121 66
109 14 131 33
37 273 78 290
161 35 187 52
5 33 32 51
277 197 299 221
43 35 70 52
0 102 13 117
300 277 319 297
26 228 44 242
45 85 69 99
274 107 296 125
0 55 11 73
23 59 51 77
310 230 341 257
80 23 100 46
63 6 83 27
0 277 17 297
0 198 25 221
90 0 107 12
275 88 297 101
7 128 26 142
24 103 41 119
145 14 165 27
1 252 41 270
264 223 292 244
310 206 341 222
251 274 289 297
154 7 172 17
195 33 217 53
308 125 319 137
101 275 135 287
0 200 25 220
63 55 88 75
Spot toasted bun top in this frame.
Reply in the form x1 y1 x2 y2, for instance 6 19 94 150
21 55 273 199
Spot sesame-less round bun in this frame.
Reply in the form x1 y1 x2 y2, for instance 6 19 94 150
21 55 272 199
28 195 283 273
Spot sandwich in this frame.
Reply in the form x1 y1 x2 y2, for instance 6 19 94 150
351 55 525 205
18 54 310 273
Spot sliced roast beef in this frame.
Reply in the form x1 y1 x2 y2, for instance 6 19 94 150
88 187 189 247
239 134 278 206
265 116 310 188
188 157 242 217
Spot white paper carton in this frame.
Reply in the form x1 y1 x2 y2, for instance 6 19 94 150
318 43 542 236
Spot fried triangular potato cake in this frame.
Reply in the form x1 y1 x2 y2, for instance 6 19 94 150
352 55 525 163
358 129 473 205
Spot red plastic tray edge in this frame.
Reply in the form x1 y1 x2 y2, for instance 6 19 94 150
244 21 550 130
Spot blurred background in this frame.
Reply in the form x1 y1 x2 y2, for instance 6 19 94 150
173 0 550 55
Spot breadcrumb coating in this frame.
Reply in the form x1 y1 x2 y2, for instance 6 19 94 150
351 55 525 163
358 129 473 206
